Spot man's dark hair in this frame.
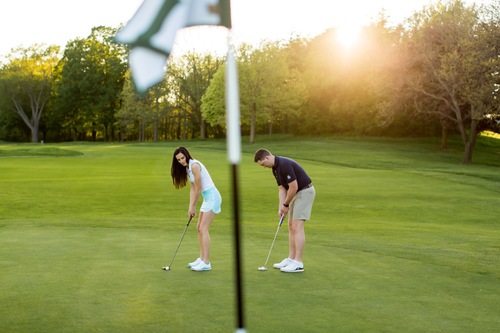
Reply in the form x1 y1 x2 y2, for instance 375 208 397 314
254 148 272 162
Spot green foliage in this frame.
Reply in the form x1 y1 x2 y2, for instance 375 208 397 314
0 0 498 166
168 52 223 139
0 137 499 332
0 45 60 142
203 42 309 142
202 66 227 126
401 0 500 163
52 26 127 141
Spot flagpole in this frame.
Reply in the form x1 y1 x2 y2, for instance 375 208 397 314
225 33 246 333
117 0 245 330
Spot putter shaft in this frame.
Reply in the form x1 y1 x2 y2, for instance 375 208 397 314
165 216 193 269
263 215 285 266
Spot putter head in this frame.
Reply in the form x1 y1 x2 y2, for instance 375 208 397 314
257 266 268 271
162 266 170 271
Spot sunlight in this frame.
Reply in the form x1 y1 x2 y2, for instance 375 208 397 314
481 130 500 139
336 25 362 50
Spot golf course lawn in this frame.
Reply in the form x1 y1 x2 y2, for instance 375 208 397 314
0 136 499 332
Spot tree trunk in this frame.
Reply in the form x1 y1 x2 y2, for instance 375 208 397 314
31 128 39 143
200 119 206 139
462 142 473 164
440 125 448 150
32 110 41 142
182 114 188 140
456 113 468 146
461 119 479 164
439 117 448 150
153 119 159 142
269 106 274 136
249 102 256 144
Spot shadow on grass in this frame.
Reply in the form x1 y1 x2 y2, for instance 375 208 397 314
0 147 83 157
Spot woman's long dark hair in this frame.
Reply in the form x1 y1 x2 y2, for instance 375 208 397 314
171 147 193 189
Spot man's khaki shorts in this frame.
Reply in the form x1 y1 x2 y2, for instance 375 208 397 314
290 186 315 220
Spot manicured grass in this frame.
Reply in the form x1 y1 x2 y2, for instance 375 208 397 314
0 136 499 332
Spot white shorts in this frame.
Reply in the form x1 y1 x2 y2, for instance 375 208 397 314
200 187 222 214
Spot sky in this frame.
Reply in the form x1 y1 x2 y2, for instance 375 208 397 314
0 0 484 57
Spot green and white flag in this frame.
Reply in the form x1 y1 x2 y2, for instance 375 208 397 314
115 0 231 93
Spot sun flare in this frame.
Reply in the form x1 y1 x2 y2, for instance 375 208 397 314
336 25 362 50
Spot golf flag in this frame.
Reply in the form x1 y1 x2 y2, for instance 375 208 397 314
115 0 231 93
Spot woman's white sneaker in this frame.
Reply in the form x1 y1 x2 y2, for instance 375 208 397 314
273 258 293 269
188 258 202 268
280 260 304 273
191 261 211 271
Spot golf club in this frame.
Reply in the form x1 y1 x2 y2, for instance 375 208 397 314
258 215 285 271
162 216 193 271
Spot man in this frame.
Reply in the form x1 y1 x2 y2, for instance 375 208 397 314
254 149 316 273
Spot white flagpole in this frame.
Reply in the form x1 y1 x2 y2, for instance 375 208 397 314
226 44 241 165
225 32 246 333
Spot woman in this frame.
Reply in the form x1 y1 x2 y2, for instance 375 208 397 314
170 147 222 271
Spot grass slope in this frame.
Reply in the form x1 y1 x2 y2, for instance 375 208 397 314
0 137 499 332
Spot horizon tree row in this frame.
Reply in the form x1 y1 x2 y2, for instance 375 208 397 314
0 0 498 163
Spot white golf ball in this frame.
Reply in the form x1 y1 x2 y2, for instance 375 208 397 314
258 266 267 271
163 266 170 271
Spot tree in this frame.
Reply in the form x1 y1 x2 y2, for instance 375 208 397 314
201 66 226 136
256 41 306 136
168 52 222 139
359 17 427 137
203 44 262 142
203 42 305 143
116 73 173 142
0 94 29 141
53 26 127 141
0 45 60 142
299 28 346 135
301 17 412 136
403 0 499 163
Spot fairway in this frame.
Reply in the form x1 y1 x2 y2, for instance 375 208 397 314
1 137 499 332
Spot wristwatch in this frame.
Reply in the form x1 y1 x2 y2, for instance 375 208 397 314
283 203 289 207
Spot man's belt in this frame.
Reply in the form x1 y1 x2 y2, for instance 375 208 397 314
299 183 312 191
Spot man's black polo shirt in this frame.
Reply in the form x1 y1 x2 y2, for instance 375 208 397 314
272 156 312 190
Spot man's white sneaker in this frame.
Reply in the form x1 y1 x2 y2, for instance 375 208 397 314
191 261 211 271
188 258 202 268
280 260 304 273
273 258 293 269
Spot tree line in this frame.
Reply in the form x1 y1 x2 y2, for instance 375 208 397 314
0 0 498 163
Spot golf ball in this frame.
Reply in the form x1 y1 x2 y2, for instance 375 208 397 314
258 266 267 271
163 266 170 271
